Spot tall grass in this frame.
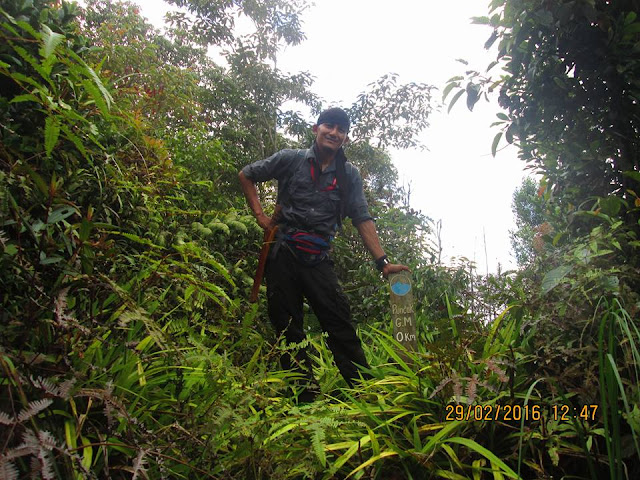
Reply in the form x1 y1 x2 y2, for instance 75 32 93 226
597 298 640 480
252 318 524 479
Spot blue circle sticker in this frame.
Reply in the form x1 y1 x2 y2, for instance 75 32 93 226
391 281 411 296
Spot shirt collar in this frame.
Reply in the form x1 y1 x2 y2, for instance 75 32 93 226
307 145 337 173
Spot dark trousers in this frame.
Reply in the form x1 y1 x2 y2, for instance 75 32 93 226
265 246 369 386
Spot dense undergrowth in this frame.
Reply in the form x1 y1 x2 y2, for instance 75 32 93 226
1 0 639 479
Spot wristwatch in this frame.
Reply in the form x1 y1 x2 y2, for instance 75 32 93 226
375 255 390 271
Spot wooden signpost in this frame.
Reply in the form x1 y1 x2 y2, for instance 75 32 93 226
388 271 417 356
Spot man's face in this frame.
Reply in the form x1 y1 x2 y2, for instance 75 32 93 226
313 122 348 155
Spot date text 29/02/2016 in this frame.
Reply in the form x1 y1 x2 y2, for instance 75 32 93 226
444 403 599 422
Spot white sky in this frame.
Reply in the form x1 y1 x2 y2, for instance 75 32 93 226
123 0 528 273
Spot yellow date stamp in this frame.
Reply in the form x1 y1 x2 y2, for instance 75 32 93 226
445 403 599 422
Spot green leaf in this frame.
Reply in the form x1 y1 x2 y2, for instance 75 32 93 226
598 196 623 217
40 256 63 265
65 420 77 450
311 427 326 468
115 231 162 248
9 94 39 104
44 115 60 157
471 16 491 25
541 265 573 294
10 71 46 91
552 231 566 246
48 205 77 224
444 437 519 479
40 25 64 60
624 23 640 34
332 435 372 472
81 79 109 115
484 31 498 50
15 20 39 38
60 125 89 160
346 451 398 478
447 89 465 114
68 50 113 109
432 470 468 480
505 124 514 144
553 76 566 89
81 436 93 471
466 84 481 111
79 218 93 242
13 44 53 89
265 421 309 443
421 421 463 455
483 305 515 356
442 82 458 101
22 164 49 196
623 171 640 183
491 132 503 157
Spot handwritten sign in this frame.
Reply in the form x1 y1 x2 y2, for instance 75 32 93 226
388 271 417 355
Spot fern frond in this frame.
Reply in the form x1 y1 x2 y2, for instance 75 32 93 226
58 378 76 399
2 445 36 462
53 288 89 334
0 410 14 425
0 460 20 480
466 374 478 404
310 425 326 467
428 377 452 399
17 399 53 422
30 456 40 479
38 448 55 480
54 287 68 312
18 429 59 480
37 430 58 451
450 370 463 403
29 376 58 396
485 358 509 383
0 229 8 247
117 308 168 351
28 376 76 400
131 449 148 480
53 287 72 328
21 429 41 451
104 402 116 430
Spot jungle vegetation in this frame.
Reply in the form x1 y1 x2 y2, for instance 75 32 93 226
1 0 639 478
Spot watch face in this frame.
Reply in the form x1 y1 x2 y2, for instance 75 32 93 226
376 256 389 271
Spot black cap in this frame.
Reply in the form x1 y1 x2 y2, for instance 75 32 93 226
317 107 350 131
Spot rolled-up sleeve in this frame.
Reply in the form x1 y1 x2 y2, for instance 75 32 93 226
241 150 296 183
346 166 373 226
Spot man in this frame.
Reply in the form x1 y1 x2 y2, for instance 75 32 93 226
239 107 409 399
